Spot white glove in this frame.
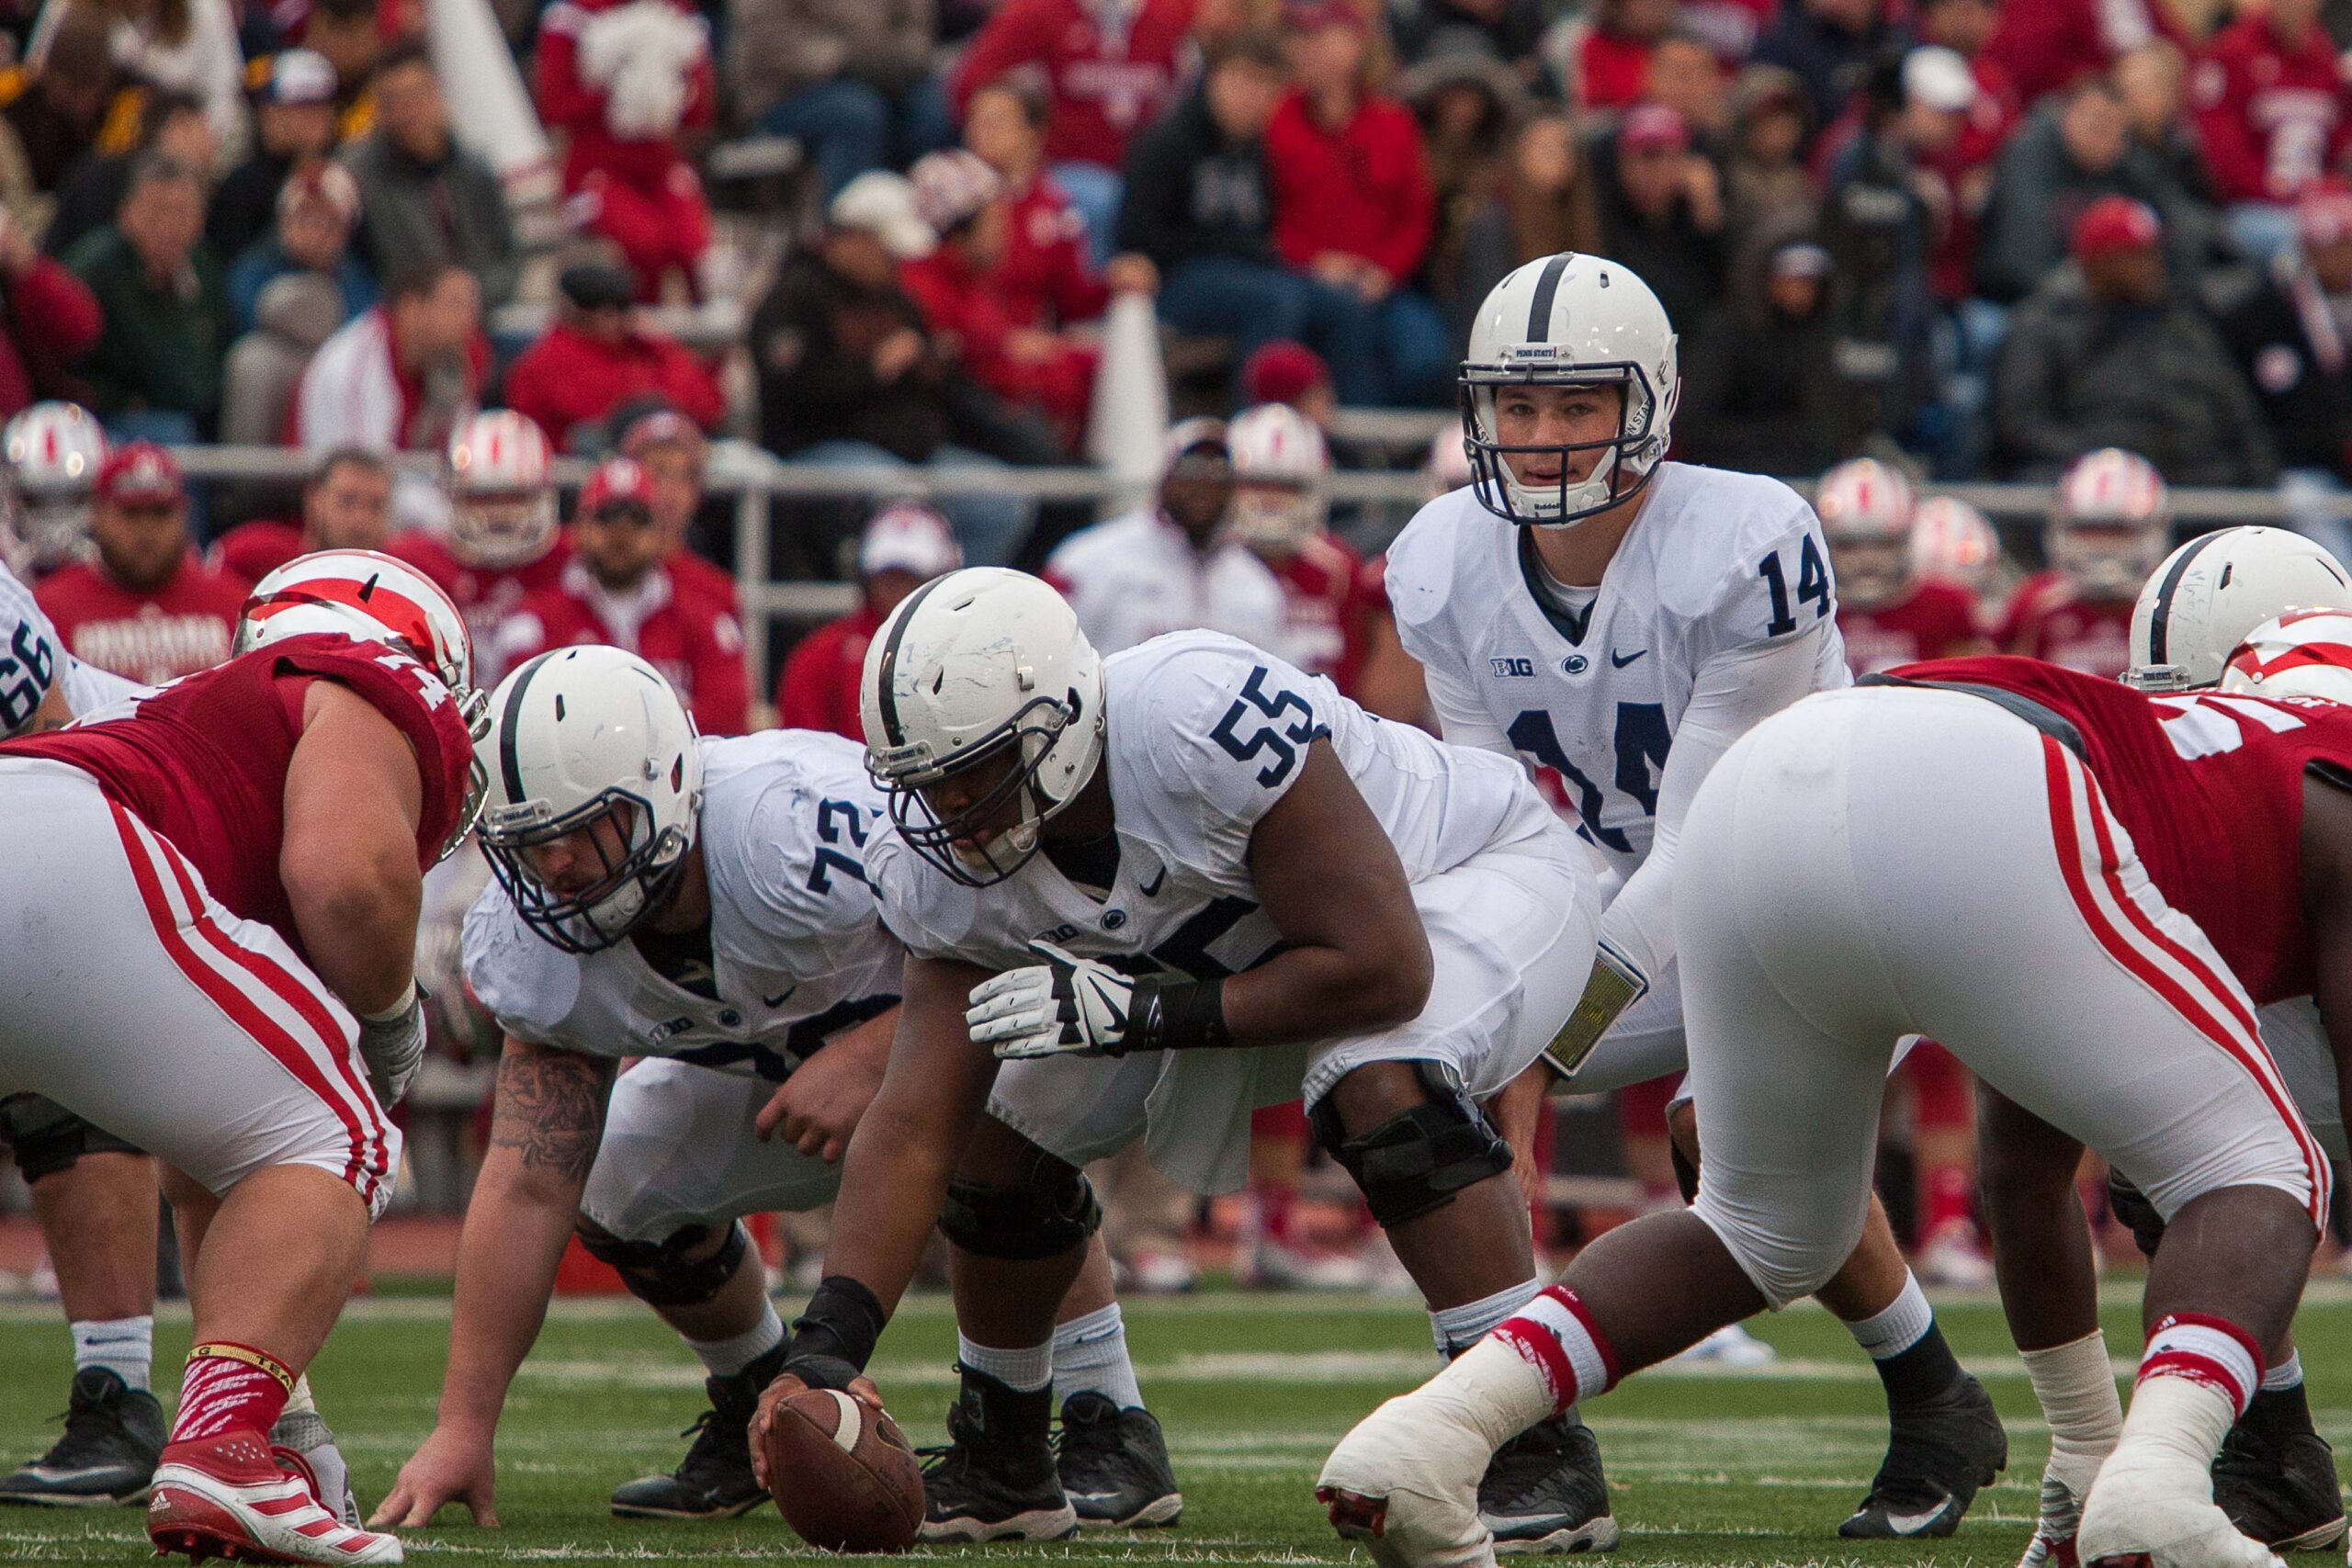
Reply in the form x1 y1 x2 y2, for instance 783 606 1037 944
356 987 428 1106
1541 942 1648 1081
966 942 1137 1060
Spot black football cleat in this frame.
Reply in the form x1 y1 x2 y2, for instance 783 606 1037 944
0 1368 164 1507
1838 1372 2007 1539
1057 1392 1182 1529
2214 1422 2347 1551
919 1367 1078 1541
609 1358 774 1520
1477 1412 1620 1554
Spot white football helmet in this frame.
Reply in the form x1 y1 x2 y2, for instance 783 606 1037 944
861 567 1105 886
237 547 492 857
1815 457 1917 609
2050 448 2169 603
2123 527 2352 693
446 411 557 570
1226 402 1330 555
1911 495 2001 595
1460 253 1679 528
477 645 704 953
2219 609 2352 705
1 401 107 573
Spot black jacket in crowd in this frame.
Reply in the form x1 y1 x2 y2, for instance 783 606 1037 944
2219 259 2352 478
1114 86 1278 273
752 248 951 461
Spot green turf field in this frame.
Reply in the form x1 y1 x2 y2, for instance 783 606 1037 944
2 1282 2346 1566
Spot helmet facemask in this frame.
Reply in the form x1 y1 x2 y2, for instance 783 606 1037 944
872 689 1091 887
2052 520 2163 603
448 488 557 570
1459 364 1673 529
1226 475 1324 555
480 785 695 953
3 491 92 572
1828 537 1911 610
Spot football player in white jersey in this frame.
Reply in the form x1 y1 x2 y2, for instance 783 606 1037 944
1377 253 2005 1541
0 558 168 1510
370 645 1179 1532
752 568 1610 1548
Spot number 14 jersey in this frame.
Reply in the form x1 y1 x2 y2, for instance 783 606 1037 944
867 630 1564 978
1385 463 1851 885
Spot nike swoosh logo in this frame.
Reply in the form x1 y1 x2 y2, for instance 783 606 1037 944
1610 649 1647 668
762 985 796 1008
1881 1498 1956 1536
1137 867 1166 897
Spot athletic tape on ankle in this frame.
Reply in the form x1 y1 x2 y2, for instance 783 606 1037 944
188 1341 296 1394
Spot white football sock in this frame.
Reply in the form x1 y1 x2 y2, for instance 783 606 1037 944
2261 1349 2303 1392
1052 1303 1144 1410
1843 1271 1933 1360
958 1333 1054 1393
1430 1277 1543 1361
71 1315 152 1391
686 1301 784 1378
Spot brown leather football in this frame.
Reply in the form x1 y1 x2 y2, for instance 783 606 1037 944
758 1383 923 1552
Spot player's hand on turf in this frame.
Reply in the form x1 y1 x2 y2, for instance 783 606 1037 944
965 941 1136 1059
753 1022 888 1162
748 1371 886 1490
369 1425 500 1528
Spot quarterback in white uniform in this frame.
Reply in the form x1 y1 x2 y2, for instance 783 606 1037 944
1368 253 2004 1549
752 569 1609 1551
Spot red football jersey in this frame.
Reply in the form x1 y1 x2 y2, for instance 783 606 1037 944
35 556 250 686
1838 581 1983 676
207 520 308 590
667 546 740 617
775 604 881 743
1994 570 2136 678
0 634 476 953
1266 535 1387 697
1892 654 2352 1005
494 563 752 736
385 530 574 682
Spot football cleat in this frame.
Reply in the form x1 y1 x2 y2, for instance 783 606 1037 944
147 1429 403 1564
1671 1324 1777 1369
2213 1423 2347 1552
609 1355 777 1519
268 1412 355 1529
2080 1432 2285 1568
1477 1414 1619 1555
0 1366 164 1507
1839 1371 2007 1538
1057 1393 1182 1529
1318 1379 1506 1568
2018 1472 2088 1568
919 1368 1078 1542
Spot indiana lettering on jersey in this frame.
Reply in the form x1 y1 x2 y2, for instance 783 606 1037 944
70 607 232 685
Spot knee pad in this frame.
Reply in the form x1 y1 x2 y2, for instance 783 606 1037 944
2107 1169 2167 1259
0 1095 141 1183
1310 1060 1512 1229
572 1217 749 1307
938 1164 1102 1261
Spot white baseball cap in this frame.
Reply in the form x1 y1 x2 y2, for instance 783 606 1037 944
829 172 936 260
1903 47 1977 113
859 502 962 579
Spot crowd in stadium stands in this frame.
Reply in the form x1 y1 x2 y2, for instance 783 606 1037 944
17 0 2352 1289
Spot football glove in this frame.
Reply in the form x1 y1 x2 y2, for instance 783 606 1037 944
1542 943 1648 1081
356 986 428 1106
967 942 1136 1060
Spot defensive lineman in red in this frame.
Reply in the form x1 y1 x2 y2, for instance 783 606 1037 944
1321 653 2349 1568
0 558 484 1564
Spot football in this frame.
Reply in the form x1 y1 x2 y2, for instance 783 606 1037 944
759 1384 924 1552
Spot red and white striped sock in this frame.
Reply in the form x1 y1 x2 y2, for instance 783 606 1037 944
1490 1286 1619 1417
169 1343 295 1445
2139 1313 2262 1419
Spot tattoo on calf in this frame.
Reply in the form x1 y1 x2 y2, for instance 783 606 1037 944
490 1047 613 1180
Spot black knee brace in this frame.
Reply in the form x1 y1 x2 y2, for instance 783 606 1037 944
572 1217 750 1306
2107 1168 2166 1258
0 1095 141 1183
1310 1060 1514 1228
938 1163 1102 1261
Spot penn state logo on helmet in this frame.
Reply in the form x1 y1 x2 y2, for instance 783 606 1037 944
1459 253 1679 529
2219 609 2352 706
860 567 1105 886
477 645 704 953
2126 526 2352 693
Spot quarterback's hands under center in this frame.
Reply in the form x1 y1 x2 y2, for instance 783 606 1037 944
370 1423 499 1528
747 1371 886 1490
965 941 1136 1059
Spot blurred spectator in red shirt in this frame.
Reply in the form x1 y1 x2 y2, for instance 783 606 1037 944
775 500 960 737
208 444 392 585
36 443 245 683
505 264 724 452
951 0 1197 261
537 0 715 300
1264 0 1453 405
2191 0 2349 261
1566 0 1679 114
497 454 752 733
964 74 1159 329
294 259 484 453
1983 0 2182 110
1242 340 1337 432
616 404 740 614
0 209 100 420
